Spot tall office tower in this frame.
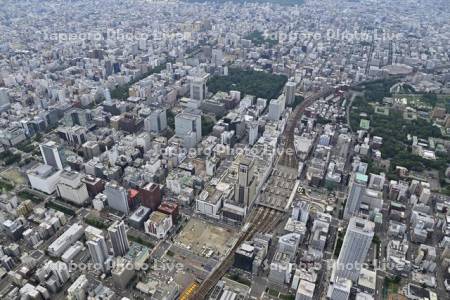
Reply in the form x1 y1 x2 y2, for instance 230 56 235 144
40 141 65 170
295 280 315 300
189 73 209 101
108 221 129 257
211 49 224 66
0 88 11 112
292 201 310 223
234 158 257 208
104 182 129 215
144 108 167 133
343 173 368 219
104 88 112 102
328 279 352 300
67 274 89 300
419 187 431 204
175 109 202 148
335 217 374 282
284 81 297 106
140 182 162 210
47 261 70 284
63 108 92 127
368 173 385 191
86 226 111 272
248 121 258 145
268 95 286 121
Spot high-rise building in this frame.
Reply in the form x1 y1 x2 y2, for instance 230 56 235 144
63 108 92 127
111 257 135 289
285 81 297 106
81 175 105 197
144 211 173 239
67 274 88 300
292 201 310 223
328 279 352 300
82 141 101 160
0 88 11 112
108 221 129 257
211 49 224 67
268 95 286 121
86 226 111 272
104 182 129 215
234 243 255 272
234 158 257 208
295 280 315 300
144 108 167 133
140 182 162 211
56 170 90 205
46 261 70 285
188 73 209 101
175 109 202 148
368 173 385 191
40 141 65 170
343 173 368 219
248 121 258 145
335 217 374 281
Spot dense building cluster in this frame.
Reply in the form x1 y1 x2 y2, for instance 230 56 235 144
0 0 449 299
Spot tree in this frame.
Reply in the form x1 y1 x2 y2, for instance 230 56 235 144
207 68 287 100
202 115 215 136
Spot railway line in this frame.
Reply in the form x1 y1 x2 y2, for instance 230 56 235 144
193 88 333 299
279 88 334 168
192 206 281 299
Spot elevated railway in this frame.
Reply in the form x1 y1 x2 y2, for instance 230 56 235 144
279 88 334 169
192 206 282 299
193 88 333 299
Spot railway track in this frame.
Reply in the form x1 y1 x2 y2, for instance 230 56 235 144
192 206 278 299
279 88 333 168
193 88 333 299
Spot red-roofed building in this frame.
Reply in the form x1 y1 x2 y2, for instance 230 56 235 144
128 188 140 209
157 201 179 223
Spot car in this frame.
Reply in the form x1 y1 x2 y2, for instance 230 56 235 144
445 279 450 291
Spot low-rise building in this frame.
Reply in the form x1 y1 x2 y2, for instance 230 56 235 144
144 211 172 239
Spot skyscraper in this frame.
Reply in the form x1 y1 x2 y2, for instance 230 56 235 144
104 182 129 215
368 173 385 191
108 221 129 257
211 49 224 67
248 121 258 146
343 173 368 219
86 226 111 272
234 157 257 208
188 73 209 101
335 217 374 281
268 95 286 121
144 108 167 133
40 141 65 170
139 182 161 211
175 109 202 149
284 81 297 106
0 88 11 112
328 279 352 300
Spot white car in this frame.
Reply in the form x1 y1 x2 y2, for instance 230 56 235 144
445 279 450 291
